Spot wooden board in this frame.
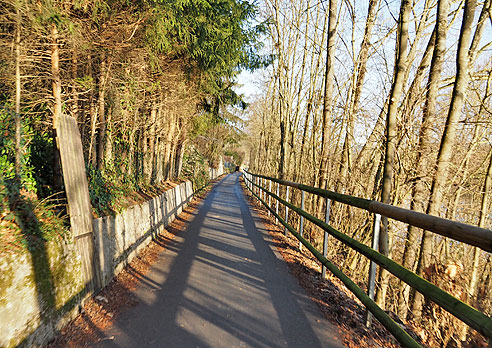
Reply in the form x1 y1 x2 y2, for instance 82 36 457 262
56 114 100 293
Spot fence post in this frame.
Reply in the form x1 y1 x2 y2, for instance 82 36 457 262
275 182 279 224
263 178 266 200
258 176 261 200
268 180 272 217
366 213 381 327
322 198 331 279
261 178 264 201
284 186 290 236
299 190 305 250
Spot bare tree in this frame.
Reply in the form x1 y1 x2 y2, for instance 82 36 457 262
398 0 450 320
318 0 338 195
411 0 478 319
376 0 412 310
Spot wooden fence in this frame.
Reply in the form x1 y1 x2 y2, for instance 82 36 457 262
243 170 492 348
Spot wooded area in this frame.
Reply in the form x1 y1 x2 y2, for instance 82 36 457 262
0 0 260 216
246 0 492 347
1 0 492 346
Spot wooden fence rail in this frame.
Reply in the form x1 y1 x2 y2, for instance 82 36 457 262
242 171 492 348
247 172 492 252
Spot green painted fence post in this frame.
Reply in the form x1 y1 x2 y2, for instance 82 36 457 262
366 213 381 327
285 186 290 236
322 198 331 279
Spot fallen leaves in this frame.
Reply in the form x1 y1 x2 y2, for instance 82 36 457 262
242 182 402 348
46 194 203 348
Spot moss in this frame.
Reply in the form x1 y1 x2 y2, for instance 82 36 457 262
29 247 55 313
1 222 86 348
44 238 83 311
0 257 14 306
52 253 84 309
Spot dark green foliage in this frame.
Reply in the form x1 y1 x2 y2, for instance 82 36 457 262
224 149 243 166
181 145 209 191
86 164 134 216
0 105 62 200
146 0 266 70
28 129 58 199
144 0 269 104
1 0 266 228
0 107 36 193
0 107 68 252
87 165 117 216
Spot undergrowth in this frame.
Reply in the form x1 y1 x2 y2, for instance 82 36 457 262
0 182 69 255
0 107 69 254
181 145 210 191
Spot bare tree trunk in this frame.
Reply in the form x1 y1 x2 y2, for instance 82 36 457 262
287 0 311 177
154 99 164 183
14 4 21 183
164 112 176 180
278 116 286 179
127 108 139 177
51 23 64 191
398 0 450 320
271 0 287 180
412 0 477 319
96 55 108 171
88 54 97 168
137 128 145 180
318 0 337 195
71 48 79 122
460 71 492 341
468 125 492 304
141 120 148 180
402 28 436 122
105 106 113 165
174 129 186 179
468 0 491 66
148 100 157 183
375 0 411 310
154 135 163 183
295 2 327 183
338 0 379 191
354 105 385 174
168 140 177 180
51 24 62 128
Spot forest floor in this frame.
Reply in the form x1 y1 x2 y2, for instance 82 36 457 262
241 180 491 348
241 182 409 348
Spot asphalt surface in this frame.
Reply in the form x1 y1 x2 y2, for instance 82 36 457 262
92 173 344 348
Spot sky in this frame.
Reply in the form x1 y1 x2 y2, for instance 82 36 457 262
234 70 259 103
233 0 492 129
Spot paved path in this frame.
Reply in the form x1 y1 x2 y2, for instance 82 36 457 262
93 173 343 348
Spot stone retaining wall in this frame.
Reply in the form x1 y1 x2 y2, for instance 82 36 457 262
92 181 193 288
0 180 193 348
